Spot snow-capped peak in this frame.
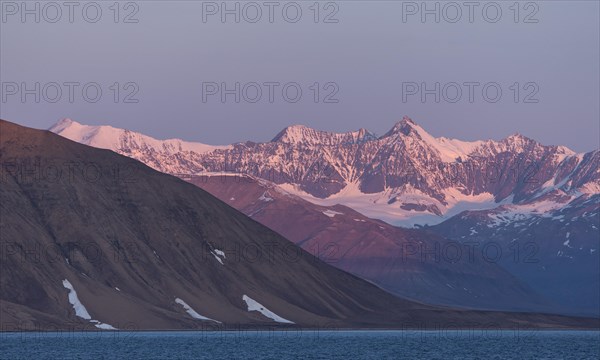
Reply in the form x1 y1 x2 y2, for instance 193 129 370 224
271 124 310 142
499 133 576 156
382 116 417 137
381 116 484 162
48 118 232 175
271 124 376 146
502 133 537 148
49 118 229 154
49 119 124 150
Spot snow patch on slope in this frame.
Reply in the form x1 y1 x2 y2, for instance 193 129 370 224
62 279 91 320
322 209 343 218
175 298 221 323
62 279 117 329
210 248 226 265
242 295 294 324
483 197 578 228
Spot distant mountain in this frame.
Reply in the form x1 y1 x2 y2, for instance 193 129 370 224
49 118 231 174
431 193 600 316
50 117 598 227
5 119 596 330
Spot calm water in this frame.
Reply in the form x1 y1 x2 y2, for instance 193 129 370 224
1 330 599 359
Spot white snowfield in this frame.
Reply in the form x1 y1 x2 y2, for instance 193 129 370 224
283 182 511 227
242 295 294 324
282 179 594 228
175 298 221 323
62 279 117 330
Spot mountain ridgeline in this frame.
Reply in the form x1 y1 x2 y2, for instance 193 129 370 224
50 117 598 226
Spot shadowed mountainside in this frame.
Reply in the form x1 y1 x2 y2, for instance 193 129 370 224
188 174 556 314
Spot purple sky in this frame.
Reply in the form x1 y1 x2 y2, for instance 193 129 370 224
1 1 599 152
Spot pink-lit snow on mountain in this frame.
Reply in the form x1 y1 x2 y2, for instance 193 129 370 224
50 116 598 226
50 118 230 154
50 118 231 174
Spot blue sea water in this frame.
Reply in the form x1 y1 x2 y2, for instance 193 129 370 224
1 330 599 359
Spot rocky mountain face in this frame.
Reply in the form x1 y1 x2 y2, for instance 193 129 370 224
187 173 553 314
50 117 598 227
5 120 597 331
431 194 600 316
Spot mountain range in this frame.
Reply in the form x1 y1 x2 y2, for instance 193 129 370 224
50 117 598 227
48 117 600 316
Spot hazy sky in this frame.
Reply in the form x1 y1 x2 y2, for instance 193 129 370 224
1 1 599 152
